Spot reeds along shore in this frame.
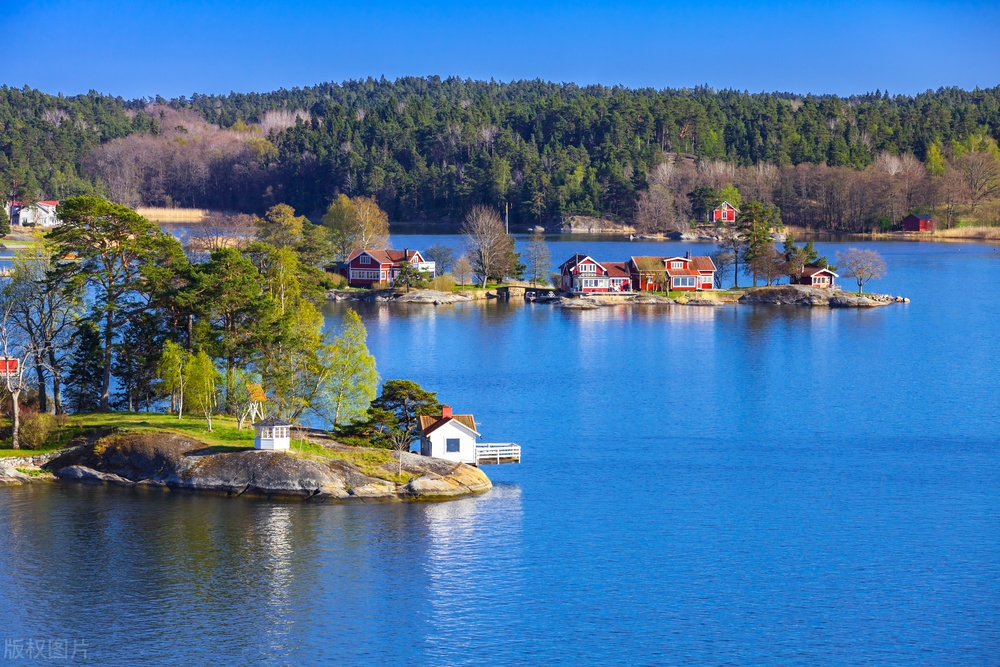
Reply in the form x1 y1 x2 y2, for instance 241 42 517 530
784 224 1000 241
135 207 206 223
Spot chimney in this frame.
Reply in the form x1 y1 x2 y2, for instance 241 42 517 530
685 251 691 259
441 405 452 418
404 247 409 261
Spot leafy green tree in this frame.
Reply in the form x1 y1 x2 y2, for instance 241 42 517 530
157 340 188 418
369 380 441 440
719 183 742 208
184 348 220 430
0 206 10 238
316 309 379 430
256 203 306 248
322 194 359 260
48 196 187 411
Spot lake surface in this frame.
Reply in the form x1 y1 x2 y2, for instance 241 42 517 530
2 238 999 665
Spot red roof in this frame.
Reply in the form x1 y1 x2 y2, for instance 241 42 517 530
690 256 716 272
419 414 479 436
348 248 422 265
559 254 605 272
800 267 838 277
602 261 630 277
6 200 58 207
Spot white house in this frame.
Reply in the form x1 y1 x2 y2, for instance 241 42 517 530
5 200 59 227
418 405 480 464
253 416 291 451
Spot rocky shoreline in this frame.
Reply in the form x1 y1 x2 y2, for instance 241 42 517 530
1 432 492 502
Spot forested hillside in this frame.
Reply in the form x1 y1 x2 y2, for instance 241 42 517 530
2 78 1000 230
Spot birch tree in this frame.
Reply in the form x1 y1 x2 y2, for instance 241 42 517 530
0 296 33 449
523 230 551 286
314 309 378 431
836 248 887 294
184 348 219 431
157 340 188 418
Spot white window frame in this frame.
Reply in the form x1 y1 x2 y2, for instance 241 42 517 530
360 254 371 264
670 261 683 269
446 438 461 453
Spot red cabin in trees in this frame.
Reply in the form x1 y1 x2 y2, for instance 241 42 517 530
708 201 738 224
343 249 435 287
901 214 936 232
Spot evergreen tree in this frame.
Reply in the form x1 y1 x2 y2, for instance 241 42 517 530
0 206 10 238
63 320 104 414
738 201 783 286
369 380 441 440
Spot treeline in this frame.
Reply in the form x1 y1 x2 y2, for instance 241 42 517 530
3 78 1000 228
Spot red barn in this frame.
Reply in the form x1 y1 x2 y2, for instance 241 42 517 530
344 249 435 287
901 214 936 232
709 201 738 224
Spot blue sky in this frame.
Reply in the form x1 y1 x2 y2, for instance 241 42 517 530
3 0 998 99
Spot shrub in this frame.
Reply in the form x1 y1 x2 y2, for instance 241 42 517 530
325 272 346 288
372 281 392 291
430 274 456 291
19 412 56 450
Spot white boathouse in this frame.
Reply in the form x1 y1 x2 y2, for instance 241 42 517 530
418 406 520 466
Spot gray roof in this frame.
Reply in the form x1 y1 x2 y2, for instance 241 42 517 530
253 417 293 427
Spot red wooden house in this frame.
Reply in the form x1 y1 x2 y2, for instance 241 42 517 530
708 201 738 224
901 214 936 232
343 249 436 287
559 254 633 293
628 253 716 292
789 267 838 288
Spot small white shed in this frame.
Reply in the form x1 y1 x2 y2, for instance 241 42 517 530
253 417 292 451
418 406 480 464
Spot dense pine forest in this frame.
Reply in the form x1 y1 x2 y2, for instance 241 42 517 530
2 77 999 231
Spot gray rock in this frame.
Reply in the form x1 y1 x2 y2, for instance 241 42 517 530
46 433 491 501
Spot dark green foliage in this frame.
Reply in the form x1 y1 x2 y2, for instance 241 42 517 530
0 206 10 238
369 380 441 439
688 186 722 222
5 80 1000 225
63 319 104 414
112 312 166 412
394 261 427 292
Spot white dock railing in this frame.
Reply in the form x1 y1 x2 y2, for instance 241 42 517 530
475 442 521 465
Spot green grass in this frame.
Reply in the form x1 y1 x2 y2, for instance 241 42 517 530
15 467 43 477
0 411 410 484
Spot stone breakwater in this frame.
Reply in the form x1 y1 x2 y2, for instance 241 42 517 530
3 433 491 501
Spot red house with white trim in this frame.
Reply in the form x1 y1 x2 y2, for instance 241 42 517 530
709 201 738 224
628 253 716 292
344 249 436 287
559 254 633 293
789 267 838 288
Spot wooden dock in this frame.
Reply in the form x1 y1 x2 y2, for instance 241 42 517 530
475 442 521 466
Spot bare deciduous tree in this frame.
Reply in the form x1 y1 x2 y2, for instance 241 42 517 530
956 150 1000 211
836 248 887 293
523 230 551 286
453 255 473 285
462 206 513 287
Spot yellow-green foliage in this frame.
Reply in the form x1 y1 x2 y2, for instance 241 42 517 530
430 274 456 291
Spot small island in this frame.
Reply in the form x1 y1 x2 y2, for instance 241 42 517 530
0 413 492 501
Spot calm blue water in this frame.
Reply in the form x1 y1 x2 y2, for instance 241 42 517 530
2 238 999 665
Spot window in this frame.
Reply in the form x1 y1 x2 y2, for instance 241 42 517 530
446 438 460 453
673 276 695 287
360 255 371 264
670 261 683 269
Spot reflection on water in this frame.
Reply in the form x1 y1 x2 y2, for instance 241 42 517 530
4 239 1000 664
